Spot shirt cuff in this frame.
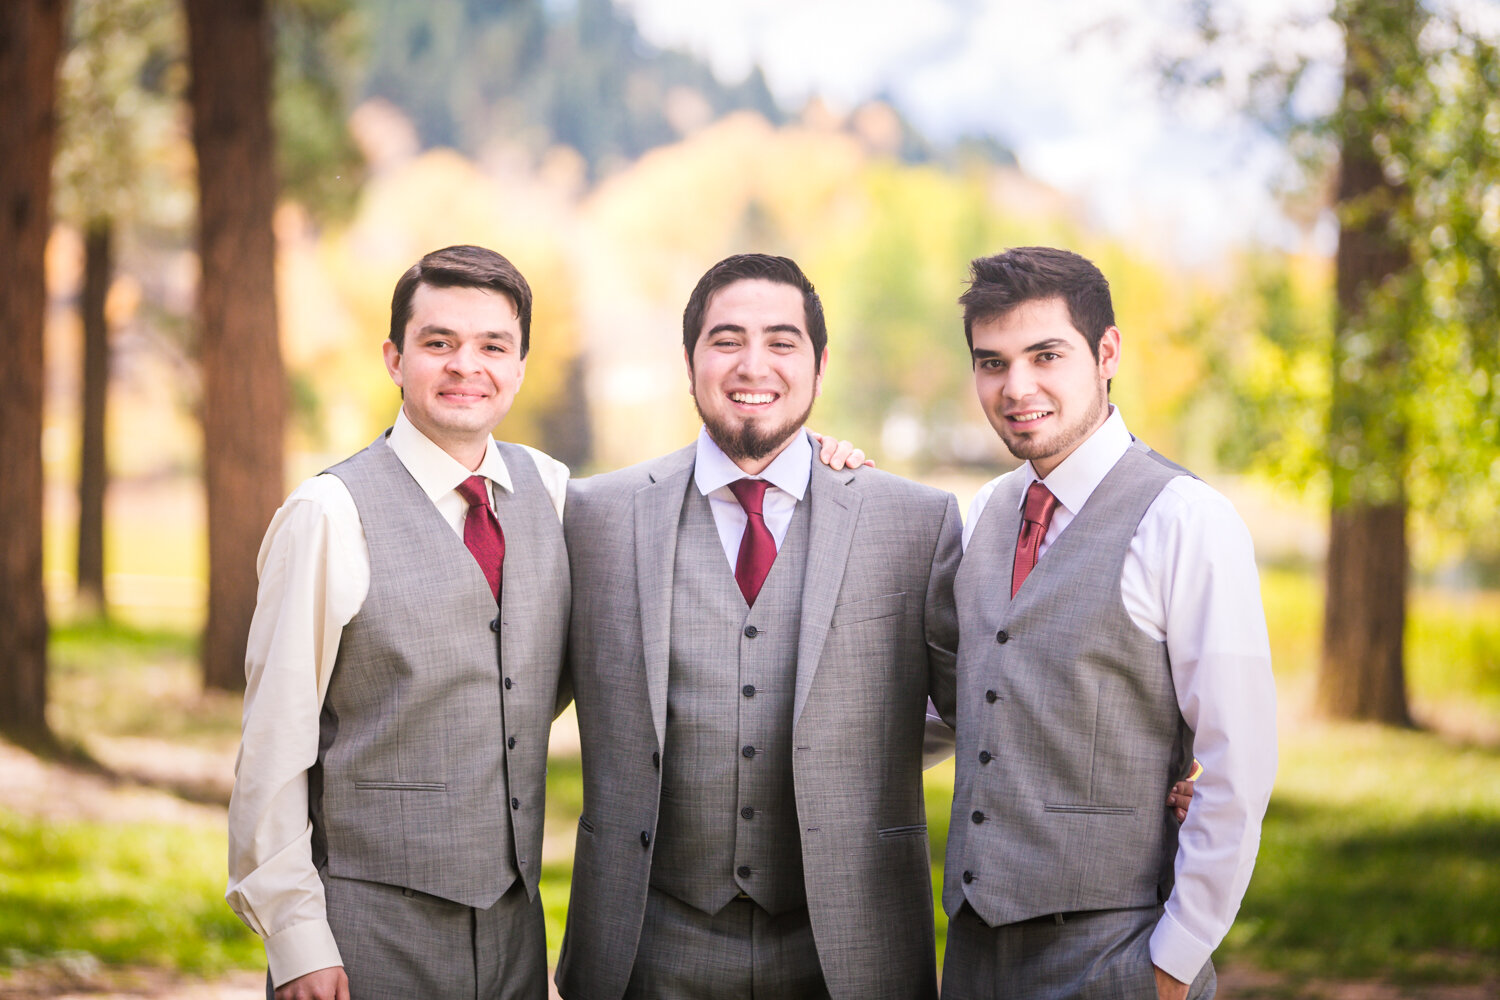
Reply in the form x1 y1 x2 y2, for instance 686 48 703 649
265 918 343 988
1148 907 1213 986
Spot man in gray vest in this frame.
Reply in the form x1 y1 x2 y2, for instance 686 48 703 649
941 247 1277 1000
556 253 962 1000
227 245 570 1000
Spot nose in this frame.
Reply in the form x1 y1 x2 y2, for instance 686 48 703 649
445 341 483 374
735 341 772 379
1003 361 1037 401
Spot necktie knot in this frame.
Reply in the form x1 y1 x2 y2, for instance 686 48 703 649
1022 480 1059 526
456 475 491 512
728 478 769 517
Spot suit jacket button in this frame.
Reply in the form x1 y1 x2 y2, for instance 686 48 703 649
504 677 513 690
742 745 756 758
978 750 992 764
652 751 660 769
490 618 501 632
511 797 520 810
742 684 756 697
737 865 752 878
962 870 975 885
741 806 754 819
507 736 517 749
640 830 651 848
743 625 759 638
985 689 998 703
995 629 1009 643
971 810 985 824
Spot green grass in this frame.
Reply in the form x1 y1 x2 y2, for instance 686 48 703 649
0 808 259 974
8 579 1500 987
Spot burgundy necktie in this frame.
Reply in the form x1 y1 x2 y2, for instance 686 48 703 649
728 479 776 605
456 475 505 603
1011 480 1059 598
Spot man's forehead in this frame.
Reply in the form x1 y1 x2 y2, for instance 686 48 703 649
702 278 807 327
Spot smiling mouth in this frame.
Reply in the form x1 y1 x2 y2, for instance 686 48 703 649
730 391 777 405
1008 410 1052 424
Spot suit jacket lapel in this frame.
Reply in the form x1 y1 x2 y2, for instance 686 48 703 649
794 456 861 724
634 443 696 750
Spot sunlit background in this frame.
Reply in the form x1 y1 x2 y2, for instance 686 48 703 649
5 0 1499 995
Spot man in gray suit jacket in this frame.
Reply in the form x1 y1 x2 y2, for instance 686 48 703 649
556 254 962 1000
228 246 569 1000
941 247 1276 1000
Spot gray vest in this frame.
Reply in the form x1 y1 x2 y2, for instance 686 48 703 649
312 432 569 908
650 484 810 916
945 440 1195 925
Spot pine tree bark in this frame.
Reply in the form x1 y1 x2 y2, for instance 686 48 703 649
1317 0 1414 724
76 219 111 616
0 0 65 740
185 0 285 692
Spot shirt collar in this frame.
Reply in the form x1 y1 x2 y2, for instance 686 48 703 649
693 426 812 500
1017 405 1131 516
387 407 513 503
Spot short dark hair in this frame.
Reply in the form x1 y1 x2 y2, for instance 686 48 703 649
389 245 532 357
682 254 827 371
959 247 1115 357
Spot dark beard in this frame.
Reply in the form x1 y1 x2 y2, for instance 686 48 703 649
696 396 815 466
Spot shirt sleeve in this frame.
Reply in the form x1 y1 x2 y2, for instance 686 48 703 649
225 474 368 987
1138 479 1278 982
518 443 570 521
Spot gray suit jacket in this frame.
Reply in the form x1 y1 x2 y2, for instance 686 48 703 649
555 434 961 1000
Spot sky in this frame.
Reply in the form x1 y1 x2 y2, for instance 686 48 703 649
617 0 1344 260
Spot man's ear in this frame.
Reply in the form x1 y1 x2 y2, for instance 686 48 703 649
1097 326 1121 381
814 347 829 397
684 347 696 397
382 339 404 389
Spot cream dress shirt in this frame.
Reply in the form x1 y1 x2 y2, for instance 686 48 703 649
225 409 567 987
963 406 1277 985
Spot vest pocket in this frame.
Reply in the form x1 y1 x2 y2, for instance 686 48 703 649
877 823 928 839
352 780 446 791
1043 804 1137 815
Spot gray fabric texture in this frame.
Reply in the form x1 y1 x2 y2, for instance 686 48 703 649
650 486 810 915
305 431 567 991
946 440 1194 927
624 888 829 1000
555 432 961 1000
940 903 1216 1000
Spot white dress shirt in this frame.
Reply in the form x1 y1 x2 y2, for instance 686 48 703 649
692 425 812 568
225 409 568 986
963 407 1277 984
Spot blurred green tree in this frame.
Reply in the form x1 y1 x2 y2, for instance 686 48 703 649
0 0 66 742
1169 0 1500 723
55 0 189 617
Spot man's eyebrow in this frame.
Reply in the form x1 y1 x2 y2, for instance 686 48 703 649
705 322 746 337
1025 338 1071 353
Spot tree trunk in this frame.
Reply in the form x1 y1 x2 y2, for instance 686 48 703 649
76 219 111 617
0 0 65 741
1317 0 1415 724
185 0 285 692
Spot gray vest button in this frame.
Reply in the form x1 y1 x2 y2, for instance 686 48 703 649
742 744 756 758
996 629 1009 643
743 625 759 638
737 865 752 878
971 810 985 824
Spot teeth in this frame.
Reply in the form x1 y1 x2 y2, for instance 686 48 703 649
731 392 775 404
1011 411 1049 423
